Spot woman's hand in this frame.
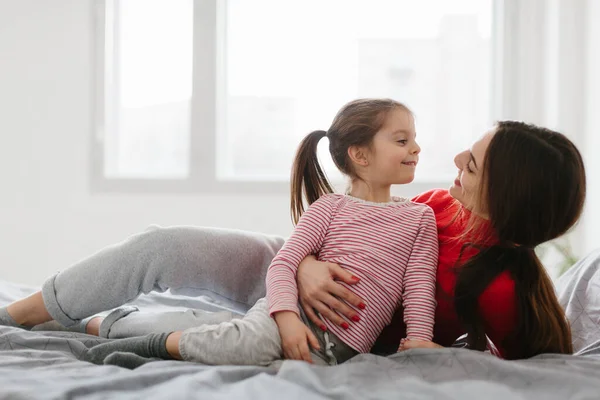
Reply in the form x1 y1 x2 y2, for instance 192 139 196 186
297 255 366 329
274 311 320 363
398 339 443 352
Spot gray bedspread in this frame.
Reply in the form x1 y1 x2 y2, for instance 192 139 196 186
2 251 600 399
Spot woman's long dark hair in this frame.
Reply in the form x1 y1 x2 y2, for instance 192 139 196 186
454 121 586 359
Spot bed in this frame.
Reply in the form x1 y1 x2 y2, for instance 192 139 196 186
2 250 600 399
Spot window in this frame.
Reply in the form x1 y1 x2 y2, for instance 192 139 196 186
221 0 492 182
99 0 193 180
95 0 494 190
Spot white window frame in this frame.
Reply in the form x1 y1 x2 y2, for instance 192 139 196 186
93 0 283 193
92 0 584 194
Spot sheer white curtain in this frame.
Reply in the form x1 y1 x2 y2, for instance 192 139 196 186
494 0 597 258
582 0 600 256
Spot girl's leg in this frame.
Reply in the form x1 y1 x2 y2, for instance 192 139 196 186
82 298 282 367
83 299 356 367
158 298 354 366
178 297 282 366
1 226 284 328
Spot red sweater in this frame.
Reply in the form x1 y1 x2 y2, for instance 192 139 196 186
372 189 518 357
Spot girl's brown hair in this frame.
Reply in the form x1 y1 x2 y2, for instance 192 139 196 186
454 121 586 359
290 98 411 224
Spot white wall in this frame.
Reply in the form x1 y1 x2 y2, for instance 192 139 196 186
0 0 435 286
0 1 293 285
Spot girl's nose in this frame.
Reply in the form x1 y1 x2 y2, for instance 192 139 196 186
412 141 421 155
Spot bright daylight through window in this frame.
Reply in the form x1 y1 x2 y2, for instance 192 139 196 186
101 0 492 184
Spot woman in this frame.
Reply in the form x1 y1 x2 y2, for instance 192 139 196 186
300 121 586 360
0 121 586 361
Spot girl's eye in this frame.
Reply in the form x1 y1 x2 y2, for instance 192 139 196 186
397 140 408 145
466 164 473 173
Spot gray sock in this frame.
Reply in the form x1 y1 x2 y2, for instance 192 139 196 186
103 352 162 369
0 307 32 330
82 332 172 365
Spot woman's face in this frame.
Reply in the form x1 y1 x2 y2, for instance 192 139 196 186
449 130 495 216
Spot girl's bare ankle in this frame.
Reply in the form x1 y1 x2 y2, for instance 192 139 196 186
86 317 104 336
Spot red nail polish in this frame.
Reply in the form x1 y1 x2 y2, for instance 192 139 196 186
351 276 360 282
351 315 360 322
320 324 327 332
358 303 366 310
341 322 349 330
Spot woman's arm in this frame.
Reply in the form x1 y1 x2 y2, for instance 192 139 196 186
296 255 365 328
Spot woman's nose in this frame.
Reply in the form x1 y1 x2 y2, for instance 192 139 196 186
454 151 466 169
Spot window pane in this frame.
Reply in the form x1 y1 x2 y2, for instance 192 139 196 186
219 0 492 182
104 0 193 179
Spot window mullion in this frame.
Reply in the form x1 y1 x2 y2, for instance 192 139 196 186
189 0 218 187
92 0 107 189
495 0 548 122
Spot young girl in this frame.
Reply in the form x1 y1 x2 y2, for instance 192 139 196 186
40 98 438 367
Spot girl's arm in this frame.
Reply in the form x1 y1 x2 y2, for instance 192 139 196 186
401 206 439 342
266 195 335 317
266 195 337 362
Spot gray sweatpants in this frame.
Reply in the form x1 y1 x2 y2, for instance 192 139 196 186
178 297 356 366
41 226 283 325
39 225 356 365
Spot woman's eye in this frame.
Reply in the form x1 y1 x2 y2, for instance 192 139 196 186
397 140 408 145
466 164 473 173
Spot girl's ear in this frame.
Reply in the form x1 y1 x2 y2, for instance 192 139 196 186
348 145 369 167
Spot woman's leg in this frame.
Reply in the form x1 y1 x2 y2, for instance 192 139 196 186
1 226 284 328
97 307 239 338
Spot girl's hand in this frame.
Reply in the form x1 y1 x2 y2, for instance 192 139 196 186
297 255 366 329
274 311 320 363
398 339 443 352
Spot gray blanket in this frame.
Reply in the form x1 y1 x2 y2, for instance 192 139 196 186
2 251 600 399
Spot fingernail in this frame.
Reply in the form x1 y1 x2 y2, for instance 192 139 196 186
341 322 349 330
320 324 327 332
358 303 366 310
351 315 360 322
351 276 360 282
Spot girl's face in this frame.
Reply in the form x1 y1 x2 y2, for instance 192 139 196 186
363 108 421 186
449 130 494 216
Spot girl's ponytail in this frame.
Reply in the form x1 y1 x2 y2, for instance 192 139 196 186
290 130 334 225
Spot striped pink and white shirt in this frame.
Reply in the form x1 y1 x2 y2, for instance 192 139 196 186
266 194 439 354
